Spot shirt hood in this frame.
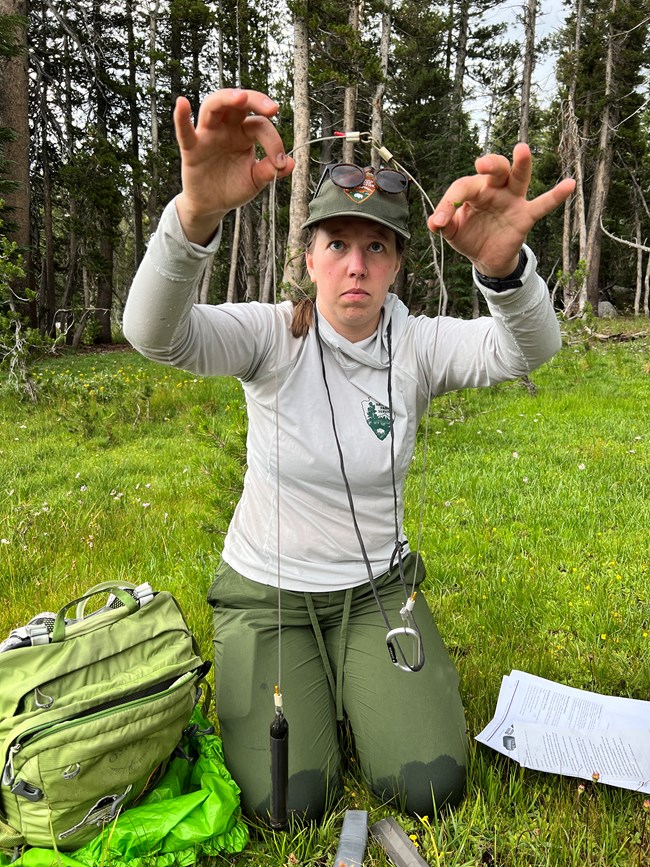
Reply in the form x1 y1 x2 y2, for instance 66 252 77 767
314 292 409 370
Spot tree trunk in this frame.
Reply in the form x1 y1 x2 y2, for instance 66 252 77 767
371 0 391 168
450 0 469 138
559 0 587 315
584 0 618 314
283 10 310 289
165 0 183 202
227 208 242 303
148 0 161 230
342 0 361 163
61 29 79 343
634 206 642 317
93 0 114 343
0 0 32 319
519 0 537 143
198 255 214 304
126 0 144 267
242 204 257 301
320 77 336 165
258 186 269 302
40 101 56 336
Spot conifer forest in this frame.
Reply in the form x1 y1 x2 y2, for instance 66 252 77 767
1 0 649 349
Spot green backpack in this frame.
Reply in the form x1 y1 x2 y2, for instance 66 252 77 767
0 582 211 853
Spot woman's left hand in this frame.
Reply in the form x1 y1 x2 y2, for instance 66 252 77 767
428 143 576 277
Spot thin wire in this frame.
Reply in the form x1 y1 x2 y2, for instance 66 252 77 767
269 172 283 694
267 129 447 669
314 311 421 672
365 138 446 599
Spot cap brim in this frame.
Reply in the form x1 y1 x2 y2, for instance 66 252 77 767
301 210 411 240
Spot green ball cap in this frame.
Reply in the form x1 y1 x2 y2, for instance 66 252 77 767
302 175 411 240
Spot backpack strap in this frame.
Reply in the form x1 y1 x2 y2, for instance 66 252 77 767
74 581 154 619
52 587 140 642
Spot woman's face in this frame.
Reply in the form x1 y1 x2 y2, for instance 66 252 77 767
305 217 402 342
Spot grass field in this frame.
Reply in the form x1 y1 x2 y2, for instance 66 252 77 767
1 318 650 865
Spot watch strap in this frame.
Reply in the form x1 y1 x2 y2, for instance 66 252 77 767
475 248 528 292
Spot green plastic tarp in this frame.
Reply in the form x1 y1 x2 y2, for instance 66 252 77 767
1 714 249 867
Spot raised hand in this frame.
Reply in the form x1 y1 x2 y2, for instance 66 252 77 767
428 143 575 278
174 89 294 245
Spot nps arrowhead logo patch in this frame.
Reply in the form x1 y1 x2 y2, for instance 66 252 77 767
363 399 391 440
345 175 378 203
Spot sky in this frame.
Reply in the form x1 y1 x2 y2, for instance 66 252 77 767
468 0 569 135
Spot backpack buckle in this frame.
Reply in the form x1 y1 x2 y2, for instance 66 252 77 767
11 779 44 802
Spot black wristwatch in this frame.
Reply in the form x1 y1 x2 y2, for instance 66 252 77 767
475 248 528 292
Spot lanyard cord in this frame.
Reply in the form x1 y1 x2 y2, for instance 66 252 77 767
314 308 424 673
267 129 441 686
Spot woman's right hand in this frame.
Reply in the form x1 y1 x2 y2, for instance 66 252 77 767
174 89 294 245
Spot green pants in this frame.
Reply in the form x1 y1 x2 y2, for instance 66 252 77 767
207 553 467 820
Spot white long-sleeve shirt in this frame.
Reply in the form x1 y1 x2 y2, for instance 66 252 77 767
123 199 561 592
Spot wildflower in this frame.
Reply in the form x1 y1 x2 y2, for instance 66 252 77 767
592 772 600 782
80 485 88 492
578 463 586 471
408 834 419 848
600 633 607 640
1 539 9 545
512 451 519 459
643 799 650 812
577 783 586 795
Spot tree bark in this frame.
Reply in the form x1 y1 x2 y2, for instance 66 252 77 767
519 0 537 143
242 203 257 301
0 0 31 319
198 255 214 304
148 0 161 230
450 0 469 138
342 0 361 163
584 0 618 314
371 0 391 168
559 0 587 314
258 186 269 302
93 0 114 343
126 0 144 267
283 9 310 289
227 208 242 304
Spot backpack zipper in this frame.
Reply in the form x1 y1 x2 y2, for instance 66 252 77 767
2 665 206 788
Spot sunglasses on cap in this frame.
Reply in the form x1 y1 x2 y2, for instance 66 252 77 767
314 163 410 198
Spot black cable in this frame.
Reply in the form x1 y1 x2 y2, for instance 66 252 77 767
314 308 424 672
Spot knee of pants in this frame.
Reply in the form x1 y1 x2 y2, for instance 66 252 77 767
371 753 467 816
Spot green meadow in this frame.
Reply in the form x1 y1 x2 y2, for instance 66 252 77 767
1 319 650 866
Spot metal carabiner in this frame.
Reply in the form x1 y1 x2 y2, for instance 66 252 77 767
386 625 424 672
385 593 425 672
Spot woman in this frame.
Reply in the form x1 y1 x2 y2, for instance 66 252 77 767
123 89 575 821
